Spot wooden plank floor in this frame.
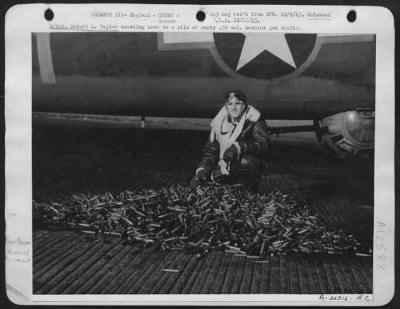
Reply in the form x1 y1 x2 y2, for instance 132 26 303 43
33 230 372 294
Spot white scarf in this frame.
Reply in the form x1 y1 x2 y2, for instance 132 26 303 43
210 105 261 175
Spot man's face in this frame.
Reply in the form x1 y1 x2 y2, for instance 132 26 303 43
225 95 245 120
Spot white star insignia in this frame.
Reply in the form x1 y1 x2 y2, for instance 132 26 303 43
236 33 297 71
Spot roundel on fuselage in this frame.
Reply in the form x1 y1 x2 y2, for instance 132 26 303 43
212 33 317 81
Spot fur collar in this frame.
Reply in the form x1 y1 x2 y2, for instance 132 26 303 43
210 105 261 129
210 105 261 142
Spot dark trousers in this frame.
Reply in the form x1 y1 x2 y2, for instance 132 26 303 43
211 154 262 190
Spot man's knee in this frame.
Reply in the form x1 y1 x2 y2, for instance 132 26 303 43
239 155 261 173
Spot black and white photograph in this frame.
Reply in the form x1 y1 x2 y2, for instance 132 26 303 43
31 30 375 295
4 3 395 305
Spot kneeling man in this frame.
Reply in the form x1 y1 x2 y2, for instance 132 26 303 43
190 89 270 190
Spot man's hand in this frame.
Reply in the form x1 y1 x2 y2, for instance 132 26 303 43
190 168 207 187
223 143 240 162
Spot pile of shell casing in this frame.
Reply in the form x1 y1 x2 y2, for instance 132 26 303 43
33 183 361 257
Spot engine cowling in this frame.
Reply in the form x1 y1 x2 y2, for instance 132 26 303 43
319 110 374 157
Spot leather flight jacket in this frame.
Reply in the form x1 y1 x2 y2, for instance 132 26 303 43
198 117 271 177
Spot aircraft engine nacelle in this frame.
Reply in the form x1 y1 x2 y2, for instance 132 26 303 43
319 110 375 157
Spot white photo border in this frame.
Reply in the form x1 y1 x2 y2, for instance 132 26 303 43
5 3 395 306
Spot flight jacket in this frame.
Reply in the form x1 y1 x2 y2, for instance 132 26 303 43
197 106 271 176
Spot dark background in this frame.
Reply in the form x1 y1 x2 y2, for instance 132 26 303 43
1 0 399 307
